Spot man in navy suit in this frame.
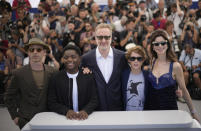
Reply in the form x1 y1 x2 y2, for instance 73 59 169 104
81 23 128 111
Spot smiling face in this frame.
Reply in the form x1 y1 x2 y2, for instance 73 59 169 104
128 52 144 71
152 36 168 56
62 49 80 74
95 27 112 51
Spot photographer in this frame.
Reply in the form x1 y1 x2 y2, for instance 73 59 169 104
71 13 85 33
142 24 154 48
62 20 79 48
91 3 101 27
146 0 158 11
196 0 201 28
0 13 12 41
41 11 55 37
12 0 31 19
179 44 201 90
167 0 184 37
165 20 181 56
55 17 68 38
113 16 127 33
8 29 26 60
4 48 22 77
133 12 149 45
48 11 60 30
23 25 41 44
79 21 96 53
138 0 153 23
29 13 44 38
151 9 167 30
107 8 119 24
180 22 198 49
188 9 198 30
119 18 137 51
48 30 62 55
102 0 114 12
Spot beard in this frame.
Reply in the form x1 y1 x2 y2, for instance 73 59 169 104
98 44 110 51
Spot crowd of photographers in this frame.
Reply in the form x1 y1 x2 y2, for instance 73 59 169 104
0 0 201 101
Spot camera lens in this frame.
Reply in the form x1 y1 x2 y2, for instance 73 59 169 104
31 29 34 32
186 25 191 31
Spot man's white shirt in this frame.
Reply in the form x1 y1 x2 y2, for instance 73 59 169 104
67 72 79 112
96 47 113 83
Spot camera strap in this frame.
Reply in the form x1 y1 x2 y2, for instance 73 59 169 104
184 54 192 66
171 13 183 22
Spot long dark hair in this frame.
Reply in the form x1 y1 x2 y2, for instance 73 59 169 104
149 29 177 65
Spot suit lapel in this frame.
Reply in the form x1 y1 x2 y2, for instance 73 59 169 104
108 48 120 85
43 65 49 90
91 49 106 84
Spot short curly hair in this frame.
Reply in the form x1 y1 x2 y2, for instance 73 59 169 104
125 46 147 61
62 44 81 56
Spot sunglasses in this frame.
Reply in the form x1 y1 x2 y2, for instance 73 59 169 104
96 36 111 40
152 41 168 46
129 56 143 62
28 48 43 53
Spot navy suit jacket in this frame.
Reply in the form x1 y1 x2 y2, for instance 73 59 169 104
121 67 149 110
81 48 128 111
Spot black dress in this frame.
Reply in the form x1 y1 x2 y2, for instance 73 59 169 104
146 62 178 110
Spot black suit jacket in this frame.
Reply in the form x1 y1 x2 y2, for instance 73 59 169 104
47 70 98 115
81 48 128 111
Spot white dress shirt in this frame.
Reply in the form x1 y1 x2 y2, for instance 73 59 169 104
96 47 114 83
67 72 79 112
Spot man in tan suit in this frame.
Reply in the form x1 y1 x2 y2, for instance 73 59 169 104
5 38 57 129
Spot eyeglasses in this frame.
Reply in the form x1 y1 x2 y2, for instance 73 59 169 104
152 41 168 46
28 48 43 53
96 36 111 40
129 56 143 62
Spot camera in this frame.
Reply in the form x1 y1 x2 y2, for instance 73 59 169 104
133 10 139 17
173 39 180 52
30 29 35 33
118 0 129 10
108 12 114 16
180 5 187 12
196 9 201 19
140 15 146 22
8 36 15 44
189 14 193 18
186 25 191 31
8 21 18 30
153 10 160 19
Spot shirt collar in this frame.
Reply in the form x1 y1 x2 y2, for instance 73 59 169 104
96 47 113 59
